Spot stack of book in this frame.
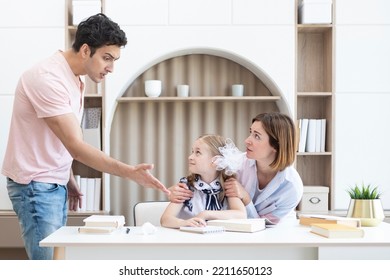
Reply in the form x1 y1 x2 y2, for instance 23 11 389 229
299 214 364 239
78 215 125 234
298 118 326 153
74 175 101 212
299 214 361 227
310 223 365 238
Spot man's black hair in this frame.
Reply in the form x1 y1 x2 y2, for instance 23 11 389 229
72 13 127 56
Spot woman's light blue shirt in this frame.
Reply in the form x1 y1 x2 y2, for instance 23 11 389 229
237 157 303 224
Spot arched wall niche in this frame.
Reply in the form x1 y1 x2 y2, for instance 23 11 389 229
109 50 289 223
113 48 289 113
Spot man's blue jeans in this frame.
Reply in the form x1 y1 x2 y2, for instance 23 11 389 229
7 178 67 260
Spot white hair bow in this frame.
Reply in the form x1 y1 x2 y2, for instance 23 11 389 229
212 138 245 176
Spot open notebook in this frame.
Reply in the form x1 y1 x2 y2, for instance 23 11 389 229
179 226 225 234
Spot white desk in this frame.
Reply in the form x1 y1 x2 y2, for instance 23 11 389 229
40 222 390 260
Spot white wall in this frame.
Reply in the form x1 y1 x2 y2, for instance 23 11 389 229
0 0 65 209
104 0 296 126
334 0 390 209
0 96 14 209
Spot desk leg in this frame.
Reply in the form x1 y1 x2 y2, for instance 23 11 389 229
53 247 65 260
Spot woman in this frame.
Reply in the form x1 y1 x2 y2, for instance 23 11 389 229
169 112 303 224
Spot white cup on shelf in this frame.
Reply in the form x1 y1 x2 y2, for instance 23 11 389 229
177 85 189 97
232 84 244 97
144 80 162 97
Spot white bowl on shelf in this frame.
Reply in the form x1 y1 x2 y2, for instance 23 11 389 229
144 80 162 97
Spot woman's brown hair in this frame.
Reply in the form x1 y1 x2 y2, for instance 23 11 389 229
252 112 297 171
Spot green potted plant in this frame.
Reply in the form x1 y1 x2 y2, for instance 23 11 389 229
346 183 384 226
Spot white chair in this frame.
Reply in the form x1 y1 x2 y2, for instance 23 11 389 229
133 201 170 226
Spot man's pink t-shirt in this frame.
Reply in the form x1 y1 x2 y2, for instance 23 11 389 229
2 51 84 185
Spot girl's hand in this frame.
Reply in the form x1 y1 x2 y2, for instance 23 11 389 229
183 217 207 227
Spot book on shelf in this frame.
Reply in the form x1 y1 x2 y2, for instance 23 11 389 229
86 178 95 211
320 118 326 152
207 218 266 233
74 174 81 188
315 119 322 152
310 223 365 239
83 215 125 228
299 214 361 227
81 107 102 150
79 177 87 212
306 119 317 152
179 226 225 234
298 118 326 153
93 178 101 211
298 118 309 153
77 176 101 212
78 226 117 234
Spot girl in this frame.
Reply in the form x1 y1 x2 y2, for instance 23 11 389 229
160 135 246 228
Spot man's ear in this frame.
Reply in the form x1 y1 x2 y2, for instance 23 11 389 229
80 44 90 58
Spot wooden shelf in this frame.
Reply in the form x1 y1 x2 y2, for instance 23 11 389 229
67 25 77 33
295 1 334 210
66 0 106 212
0 210 108 217
297 92 332 97
297 26 332 93
297 152 332 156
84 94 102 98
0 210 16 216
68 210 108 216
297 24 332 32
117 96 281 103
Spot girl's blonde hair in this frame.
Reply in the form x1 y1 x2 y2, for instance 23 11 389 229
186 134 234 202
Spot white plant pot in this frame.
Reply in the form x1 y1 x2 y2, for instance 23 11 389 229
144 80 162 97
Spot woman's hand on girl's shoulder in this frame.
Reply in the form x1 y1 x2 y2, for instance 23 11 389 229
224 178 241 197
224 178 251 205
168 183 193 203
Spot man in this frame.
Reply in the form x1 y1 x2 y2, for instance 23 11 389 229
2 13 168 260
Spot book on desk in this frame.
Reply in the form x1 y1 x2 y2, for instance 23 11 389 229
310 223 365 239
78 226 118 234
299 214 361 227
83 215 125 228
206 218 266 233
78 215 125 234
